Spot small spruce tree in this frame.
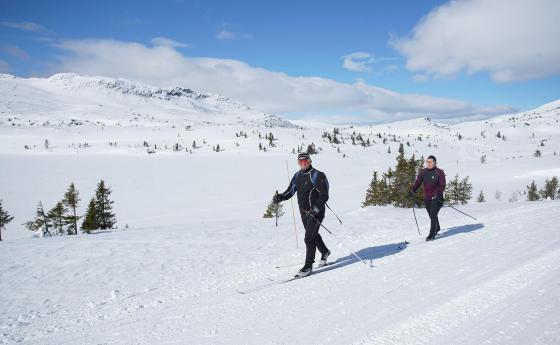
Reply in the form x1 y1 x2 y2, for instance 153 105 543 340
94 180 116 230
47 201 67 235
539 176 558 200
362 171 380 207
526 180 540 201
62 183 80 235
458 176 473 205
476 190 486 202
24 201 51 236
0 200 14 241
263 200 284 219
81 198 97 233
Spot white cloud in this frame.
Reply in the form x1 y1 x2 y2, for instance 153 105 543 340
392 0 560 82
49 38 515 123
0 21 46 32
341 52 374 72
216 29 253 41
150 37 189 48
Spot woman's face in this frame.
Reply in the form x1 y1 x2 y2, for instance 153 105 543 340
426 158 435 169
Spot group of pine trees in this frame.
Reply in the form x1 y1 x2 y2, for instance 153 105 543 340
526 176 559 201
81 180 117 232
24 180 116 236
363 145 425 208
363 145 474 208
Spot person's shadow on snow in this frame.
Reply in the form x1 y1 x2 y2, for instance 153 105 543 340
314 241 408 274
436 222 484 240
314 223 485 275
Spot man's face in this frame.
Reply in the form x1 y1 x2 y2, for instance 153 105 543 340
298 158 311 170
426 158 435 169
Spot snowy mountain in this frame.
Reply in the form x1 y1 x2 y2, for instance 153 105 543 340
0 73 295 128
0 74 559 344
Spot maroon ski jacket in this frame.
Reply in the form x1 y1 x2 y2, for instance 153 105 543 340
412 167 446 201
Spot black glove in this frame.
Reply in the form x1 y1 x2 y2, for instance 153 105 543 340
407 190 414 198
306 205 320 219
272 193 282 204
432 194 444 202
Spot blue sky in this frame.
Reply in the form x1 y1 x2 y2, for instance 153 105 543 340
1 0 559 122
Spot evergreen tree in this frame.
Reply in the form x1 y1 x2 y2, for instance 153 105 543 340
24 201 51 236
306 143 318 154
476 190 486 202
408 156 425 207
378 168 395 205
81 198 97 233
94 180 116 230
390 152 413 207
362 171 380 207
458 176 473 205
446 174 461 205
47 201 67 235
0 200 14 241
263 200 284 219
377 178 391 205
361 152 428 208
540 176 558 200
62 183 80 235
526 180 540 201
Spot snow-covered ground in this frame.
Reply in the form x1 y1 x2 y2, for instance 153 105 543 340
1 201 559 344
0 74 559 344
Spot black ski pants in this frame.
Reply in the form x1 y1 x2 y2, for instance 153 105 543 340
425 199 443 237
300 211 329 267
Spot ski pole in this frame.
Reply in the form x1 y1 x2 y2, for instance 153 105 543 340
275 190 279 228
410 198 421 235
311 216 367 265
435 198 478 221
286 160 299 248
325 203 343 224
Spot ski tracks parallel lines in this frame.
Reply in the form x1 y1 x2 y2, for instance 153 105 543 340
354 245 560 345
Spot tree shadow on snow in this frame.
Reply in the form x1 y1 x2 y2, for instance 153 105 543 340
437 223 484 240
313 241 409 275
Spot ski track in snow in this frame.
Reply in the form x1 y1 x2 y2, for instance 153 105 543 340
356 242 560 345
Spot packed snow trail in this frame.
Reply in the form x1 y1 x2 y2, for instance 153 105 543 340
1 201 559 344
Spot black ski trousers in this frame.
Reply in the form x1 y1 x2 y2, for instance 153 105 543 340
300 211 329 267
425 199 443 237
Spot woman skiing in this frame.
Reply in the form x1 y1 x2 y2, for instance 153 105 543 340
409 155 446 241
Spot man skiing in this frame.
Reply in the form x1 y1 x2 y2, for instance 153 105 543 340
273 153 331 278
408 155 446 241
